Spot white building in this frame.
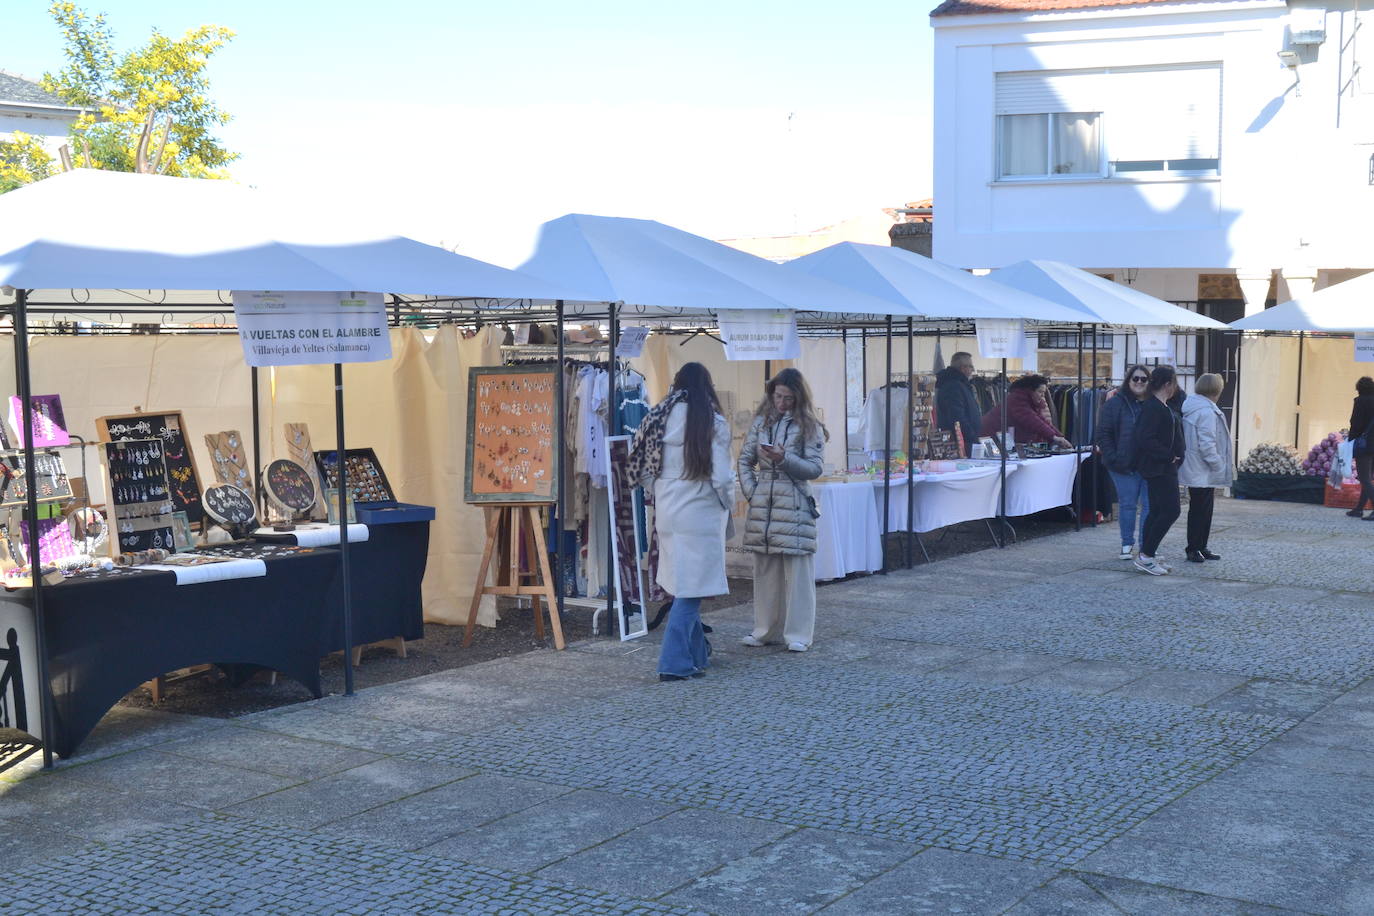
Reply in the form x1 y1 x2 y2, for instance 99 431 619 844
931 0 1374 452
0 70 82 158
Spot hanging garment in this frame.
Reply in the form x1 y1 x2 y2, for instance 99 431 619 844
858 385 910 452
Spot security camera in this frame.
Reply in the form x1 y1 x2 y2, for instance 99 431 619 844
1278 50 1301 69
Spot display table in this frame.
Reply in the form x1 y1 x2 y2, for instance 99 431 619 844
875 466 1010 533
253 507 434 654
1001 453 1091 517
0 544 341 759
811 481 883 581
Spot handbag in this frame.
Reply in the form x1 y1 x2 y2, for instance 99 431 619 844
1354 417 1374 457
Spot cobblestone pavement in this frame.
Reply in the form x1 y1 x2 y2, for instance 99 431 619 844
3 496 1372 913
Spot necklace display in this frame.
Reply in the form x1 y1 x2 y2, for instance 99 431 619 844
284 423 327 519
204 429 252 491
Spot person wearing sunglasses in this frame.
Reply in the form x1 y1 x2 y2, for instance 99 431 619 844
1094 365 1153 560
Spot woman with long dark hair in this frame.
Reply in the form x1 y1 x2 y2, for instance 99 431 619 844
628 362 734 681
1131 365 1185 576
738 368 826 652
1346 376 1374 519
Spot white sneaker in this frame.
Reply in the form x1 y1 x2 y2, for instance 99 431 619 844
741 635 766 647
787 642 809 652
1133 555 1168 576
1118 546 1134 561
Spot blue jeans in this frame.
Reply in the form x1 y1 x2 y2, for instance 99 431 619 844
657 596 710 677
1109 470 1150 548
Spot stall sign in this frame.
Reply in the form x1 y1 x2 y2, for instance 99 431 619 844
1356 336 1374 363
231 290 390 367
717 310 800 361
975 319 1026 359
615 326 651 358
1136 325 1173 359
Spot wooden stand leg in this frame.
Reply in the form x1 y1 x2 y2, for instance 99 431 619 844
389 636 406 658
463 507 502 647
521 507 546 641
527 505 565 650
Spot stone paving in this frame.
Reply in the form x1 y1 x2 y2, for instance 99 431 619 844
2 496 1373 913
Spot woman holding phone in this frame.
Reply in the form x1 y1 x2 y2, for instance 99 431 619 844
738 368 826 652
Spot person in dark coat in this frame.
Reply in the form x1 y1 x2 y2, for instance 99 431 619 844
1095 364 1151 560
1131 365 1185 576
980 375 1072 448
1347 376 1374 519
934 352 983 457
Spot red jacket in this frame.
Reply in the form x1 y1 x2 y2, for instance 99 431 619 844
980 388 1061 443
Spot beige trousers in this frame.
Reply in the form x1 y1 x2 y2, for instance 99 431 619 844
751 552 816 647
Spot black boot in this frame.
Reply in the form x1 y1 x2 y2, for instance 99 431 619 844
1185 549 1205 563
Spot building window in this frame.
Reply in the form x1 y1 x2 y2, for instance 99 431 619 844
998 112 1101 178
995 64 1221 181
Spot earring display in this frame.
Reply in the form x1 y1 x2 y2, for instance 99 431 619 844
204 429 252 493
102 438 176 555
203 483 257 539
8 394 71 448
313 447 395 505
98 411 205 524
284 423 328 518
0 449 74 507
264 459 316 519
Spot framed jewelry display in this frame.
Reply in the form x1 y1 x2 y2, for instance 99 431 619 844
0 449 73 507
97 411 205 525
464 364 557 505
323 488 357 524
313 447 394 505
264 458 316 522
101 438 176 556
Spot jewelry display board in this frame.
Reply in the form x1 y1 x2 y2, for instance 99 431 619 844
8 394 67 448
313 447 394 505
264 458 316 520
204 430 252 493
0 449 73 507
285 424 328 517
97 411 205 525
203 483 257 534
102 438 176 554
464 365 557 504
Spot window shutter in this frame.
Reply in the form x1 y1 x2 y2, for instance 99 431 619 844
995 71 1104 115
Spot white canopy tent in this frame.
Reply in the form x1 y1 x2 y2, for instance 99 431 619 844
784 243 1087 323
517 213 915 317
988 260 1227 330
0 169 585 300
1230 272 1374 331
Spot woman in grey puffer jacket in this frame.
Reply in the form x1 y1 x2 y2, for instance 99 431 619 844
738 368 826 652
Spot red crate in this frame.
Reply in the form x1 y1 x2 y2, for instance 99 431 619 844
1324 480 1363 509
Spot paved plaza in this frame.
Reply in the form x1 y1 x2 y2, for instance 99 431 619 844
3 496 1373 914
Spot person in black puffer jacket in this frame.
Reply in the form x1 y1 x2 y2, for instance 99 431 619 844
1347 376 1374 519
1095 364 1152 560
1131 365 1185 575
934 353 983 457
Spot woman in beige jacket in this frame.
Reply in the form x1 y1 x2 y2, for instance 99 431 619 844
738 368 826 652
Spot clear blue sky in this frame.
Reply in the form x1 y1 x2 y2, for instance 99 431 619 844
5 1 934 265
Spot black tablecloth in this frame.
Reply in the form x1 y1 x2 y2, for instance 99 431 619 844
254 520 430 653
0 544 340 759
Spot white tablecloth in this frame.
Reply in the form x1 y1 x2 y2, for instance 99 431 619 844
874 466 1010 533
251 523 370 547
812 481 883 581
141 558 267 585
1001 453 1089 517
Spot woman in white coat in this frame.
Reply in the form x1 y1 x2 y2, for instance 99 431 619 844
628 362 735 681
1179 372 1234 563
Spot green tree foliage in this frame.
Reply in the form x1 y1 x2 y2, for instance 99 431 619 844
40 2 236 178
0 132 58 193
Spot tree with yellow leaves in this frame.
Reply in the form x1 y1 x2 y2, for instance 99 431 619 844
0 133 58 193
39 2 236 179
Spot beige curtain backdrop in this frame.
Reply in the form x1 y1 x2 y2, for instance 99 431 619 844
1237 334 1369 463
0 326 504 627
861 333 1022 393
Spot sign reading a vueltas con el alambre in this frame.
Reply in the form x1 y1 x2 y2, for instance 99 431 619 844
231 291 391 367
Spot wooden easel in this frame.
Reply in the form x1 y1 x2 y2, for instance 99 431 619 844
463 501 564 650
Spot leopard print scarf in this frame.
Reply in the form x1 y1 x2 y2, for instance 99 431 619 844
627 389 685 488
